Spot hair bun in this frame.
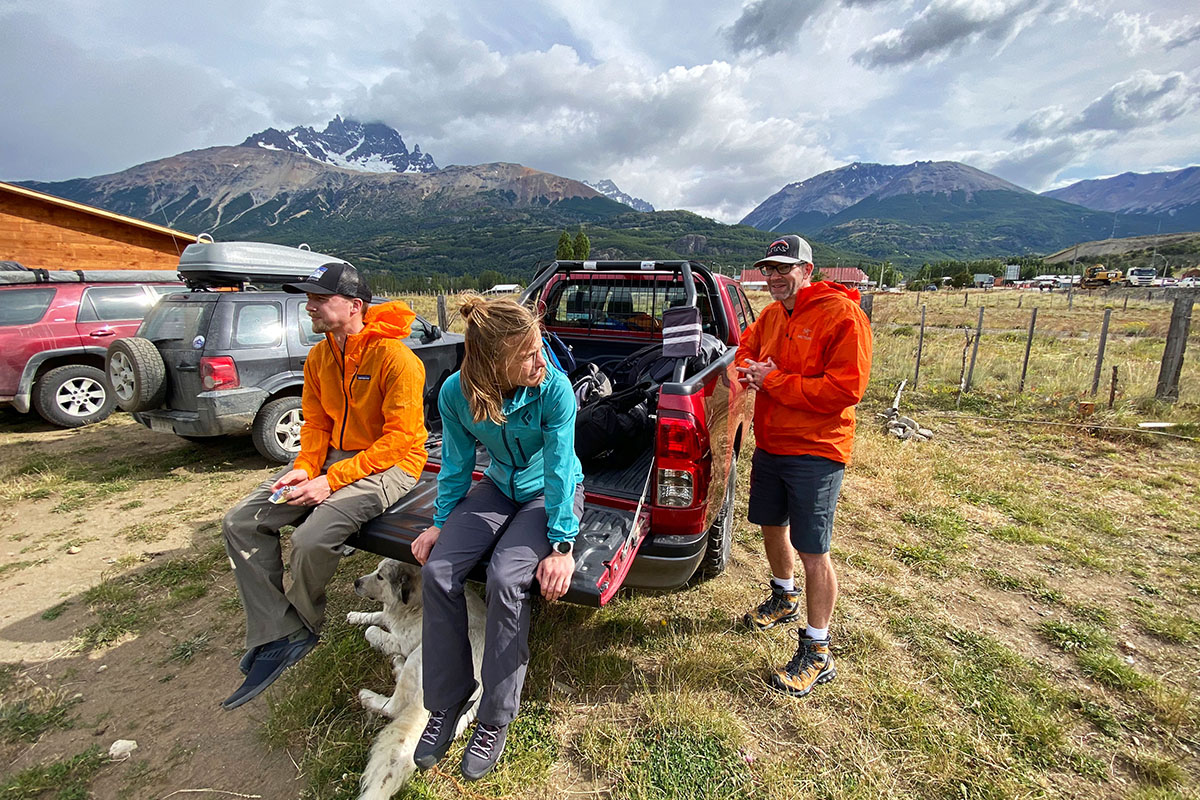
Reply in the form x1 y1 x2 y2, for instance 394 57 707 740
458 293 486 321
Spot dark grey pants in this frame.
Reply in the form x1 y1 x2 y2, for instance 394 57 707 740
223 449 417 649
421 477 585 726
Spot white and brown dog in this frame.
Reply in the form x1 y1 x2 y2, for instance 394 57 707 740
348 558 485 800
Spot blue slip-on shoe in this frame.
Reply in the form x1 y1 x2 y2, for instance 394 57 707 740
238 644 261 676
221 631 318 710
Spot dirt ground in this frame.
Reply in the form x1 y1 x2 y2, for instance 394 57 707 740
0 408 304 798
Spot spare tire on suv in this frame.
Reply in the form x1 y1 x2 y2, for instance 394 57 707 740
106 337 167 412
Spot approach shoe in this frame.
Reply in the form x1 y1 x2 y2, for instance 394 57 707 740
221 630 318 710
769 632 836 698
461 721 509 781
413 684 478 770
743 582 802 630
238 644 262 676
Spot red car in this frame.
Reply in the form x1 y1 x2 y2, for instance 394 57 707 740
0 273 181 427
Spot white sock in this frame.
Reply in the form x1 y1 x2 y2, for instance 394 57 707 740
771 575 795 593
805 625 829 641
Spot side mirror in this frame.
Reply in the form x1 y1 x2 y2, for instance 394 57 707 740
423 324 443 343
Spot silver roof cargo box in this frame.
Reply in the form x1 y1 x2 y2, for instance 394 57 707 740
177 238 345 288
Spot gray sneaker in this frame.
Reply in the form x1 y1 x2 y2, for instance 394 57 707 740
460 721 508 781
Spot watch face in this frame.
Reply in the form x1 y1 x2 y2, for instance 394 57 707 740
553 541 572 554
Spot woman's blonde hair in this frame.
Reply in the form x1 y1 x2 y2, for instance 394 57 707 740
458 293 541 425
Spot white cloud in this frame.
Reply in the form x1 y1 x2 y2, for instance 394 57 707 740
853 0 1048 68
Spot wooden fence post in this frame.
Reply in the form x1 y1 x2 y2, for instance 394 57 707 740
1019 307 1038 392
914 305 926 389
1109 365 1118 409
859 293 873 321
1091 308 1111 396
1123 294 1128 311
963 293 968 307
1156 294 1195 402
437 294 448 330
1018 295 1023 308
965 306 984 392
1068 282 1074 310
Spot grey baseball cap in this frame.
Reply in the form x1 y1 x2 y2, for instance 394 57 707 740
753 235 813 268
283 261 372 302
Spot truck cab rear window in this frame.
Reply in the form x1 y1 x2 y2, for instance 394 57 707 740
0 287 55 326
544 278 717 335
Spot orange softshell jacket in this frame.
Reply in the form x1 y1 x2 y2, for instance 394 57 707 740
735 282 873 464
293 301 428 491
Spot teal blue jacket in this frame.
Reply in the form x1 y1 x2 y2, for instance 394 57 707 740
432 367 584 542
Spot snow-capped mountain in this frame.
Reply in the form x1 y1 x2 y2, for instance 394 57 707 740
584 179 654 212
239 116 438 174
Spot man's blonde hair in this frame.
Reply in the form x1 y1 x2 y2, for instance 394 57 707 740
458 293 541 425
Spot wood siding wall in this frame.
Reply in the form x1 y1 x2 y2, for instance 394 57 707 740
0 194 194 271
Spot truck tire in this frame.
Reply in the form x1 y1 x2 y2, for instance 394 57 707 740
698 452 737 580
252 396 303 464
32 364 116 427
106 337 166 412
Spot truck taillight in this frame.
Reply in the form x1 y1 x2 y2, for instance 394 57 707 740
201 356 240 390
655 415 708 508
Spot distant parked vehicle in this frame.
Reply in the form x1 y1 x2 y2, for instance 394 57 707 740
1125 267 1156 287
0 270 181 427
1178 276 1199 289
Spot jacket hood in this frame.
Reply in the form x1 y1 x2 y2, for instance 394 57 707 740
808 280 860 303
359 300 416 340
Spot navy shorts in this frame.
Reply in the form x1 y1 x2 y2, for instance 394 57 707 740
747 449 845 555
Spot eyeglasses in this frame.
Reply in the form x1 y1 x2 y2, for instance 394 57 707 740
759 263 799 277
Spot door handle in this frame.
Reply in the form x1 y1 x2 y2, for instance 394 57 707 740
89 329 115 338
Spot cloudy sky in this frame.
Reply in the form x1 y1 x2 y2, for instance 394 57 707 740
2 0 1197 222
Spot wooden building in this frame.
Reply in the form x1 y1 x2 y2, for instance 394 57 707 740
0 181 196 271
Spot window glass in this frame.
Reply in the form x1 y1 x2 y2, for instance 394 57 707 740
140 300 215 343
0 288 56 326
736 286 756 324
233 303 283 348
727 287 748 332
544 277 718 335
79 286 156 322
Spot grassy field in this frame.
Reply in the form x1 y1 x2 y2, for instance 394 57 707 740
2 286 1197 799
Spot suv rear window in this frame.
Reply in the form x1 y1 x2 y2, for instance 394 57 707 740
140 300 216 343
0 287 56 326
543 276 717 335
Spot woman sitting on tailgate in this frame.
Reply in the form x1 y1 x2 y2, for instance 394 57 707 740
409 293 584 781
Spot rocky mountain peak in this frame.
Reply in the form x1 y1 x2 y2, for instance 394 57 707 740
583 179 654 212
238 116 438 174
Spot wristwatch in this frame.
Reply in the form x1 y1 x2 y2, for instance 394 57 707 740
551 540 574 555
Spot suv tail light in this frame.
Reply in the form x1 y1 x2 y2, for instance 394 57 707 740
655 415 709 507
201 356 240 390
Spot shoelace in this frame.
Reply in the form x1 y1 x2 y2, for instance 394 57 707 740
419 710 446 746
758 582 791 613
784 632 821 675
467 724 500 759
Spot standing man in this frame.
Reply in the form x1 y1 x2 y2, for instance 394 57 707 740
736 235 872 698
221 262 428 709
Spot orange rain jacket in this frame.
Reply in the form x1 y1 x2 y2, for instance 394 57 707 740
293 301 428 491
736 281 873 464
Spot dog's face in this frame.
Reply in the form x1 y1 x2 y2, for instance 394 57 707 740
353 559 421 606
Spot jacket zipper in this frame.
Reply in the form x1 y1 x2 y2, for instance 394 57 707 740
336 342 349 449
501 431 519 498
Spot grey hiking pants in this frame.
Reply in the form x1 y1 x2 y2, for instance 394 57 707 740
422 477 585 726
222 449 417 650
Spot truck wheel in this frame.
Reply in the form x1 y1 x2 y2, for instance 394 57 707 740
698 453 737 580
32 365 116 427
252 397 303 464
106 337 166 412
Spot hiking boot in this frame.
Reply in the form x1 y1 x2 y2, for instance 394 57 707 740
413 684 478 770
221 630 318 710
769 632 836 697
461 721 509 781
742 582 801 630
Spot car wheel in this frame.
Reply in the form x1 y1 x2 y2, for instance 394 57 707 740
698 452 737 580
32 364 116 427
252 396 303 464
106 337 166 412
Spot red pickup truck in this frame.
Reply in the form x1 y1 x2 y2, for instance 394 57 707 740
351 260 757 605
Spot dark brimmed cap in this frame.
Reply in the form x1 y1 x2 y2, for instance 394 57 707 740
283 261 371 302
752 235 813 269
